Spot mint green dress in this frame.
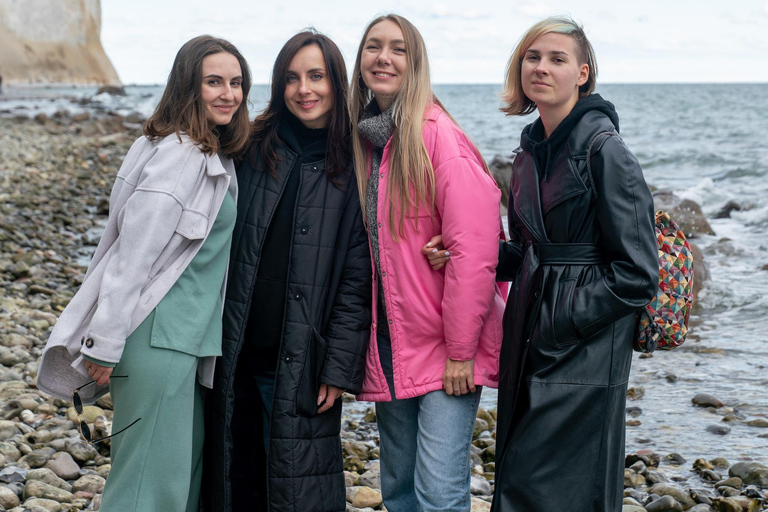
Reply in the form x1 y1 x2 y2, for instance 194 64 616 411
96 191 236 512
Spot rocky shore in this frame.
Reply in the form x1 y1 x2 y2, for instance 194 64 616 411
0 111 766 512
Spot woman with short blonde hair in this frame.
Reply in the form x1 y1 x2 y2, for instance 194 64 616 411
490 16 658 512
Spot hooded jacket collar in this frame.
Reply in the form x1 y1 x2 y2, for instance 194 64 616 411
520 94 619 179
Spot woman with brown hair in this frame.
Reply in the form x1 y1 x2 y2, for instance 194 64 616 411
37 35 251 511
203 29 371 512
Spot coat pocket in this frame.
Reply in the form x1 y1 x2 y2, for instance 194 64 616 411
174 208 208 240
553 278 579 348
295 328 330 417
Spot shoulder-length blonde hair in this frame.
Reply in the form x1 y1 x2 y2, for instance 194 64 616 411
501 17 597 117
350 14 480 240
144 35 251 159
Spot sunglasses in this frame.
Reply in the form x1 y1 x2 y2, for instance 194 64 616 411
73 377 141 444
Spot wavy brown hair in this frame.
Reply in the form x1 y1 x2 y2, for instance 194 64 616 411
144 35 251 158
248 29 350 184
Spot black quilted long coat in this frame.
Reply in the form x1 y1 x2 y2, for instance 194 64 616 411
202 131 371 512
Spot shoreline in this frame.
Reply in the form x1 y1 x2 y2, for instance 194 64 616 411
1 112 767 511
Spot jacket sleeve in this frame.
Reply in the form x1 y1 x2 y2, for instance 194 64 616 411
570 136 658 339
320 193 372 395
80 143 206 363
435 156 502 360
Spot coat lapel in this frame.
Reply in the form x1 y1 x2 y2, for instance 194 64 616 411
540 145 589 217
511 151 548 243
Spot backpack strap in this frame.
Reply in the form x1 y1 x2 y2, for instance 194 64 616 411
585 131 619 198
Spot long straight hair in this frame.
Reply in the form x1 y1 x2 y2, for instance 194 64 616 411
350 14 486 240
248 30 350 184
144 35 251 158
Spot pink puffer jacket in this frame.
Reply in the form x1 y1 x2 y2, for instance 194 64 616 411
358 105 506 402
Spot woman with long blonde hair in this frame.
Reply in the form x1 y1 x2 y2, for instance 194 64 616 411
350 14 506 512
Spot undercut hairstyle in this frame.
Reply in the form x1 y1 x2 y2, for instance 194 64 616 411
144 35 252 158
249 29 351 185
501 16 598 116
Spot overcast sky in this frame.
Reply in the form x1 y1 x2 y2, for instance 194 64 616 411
101 0 768 85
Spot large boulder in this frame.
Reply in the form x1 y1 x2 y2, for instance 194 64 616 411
489 154 516 209
652 191 715 238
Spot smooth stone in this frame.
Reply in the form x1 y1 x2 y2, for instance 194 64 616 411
0 442 21 462
728 461 768 487
473 418 489 438
647 469 669 484
25 469 71 491
645 495 683 512
66 442 98 464
470 475 492 495
710 496 747 512
718 487 740 497
745 419 768 428
688 505 714 512
715 476 742 489
23 448 56 468
356 469 380 489
0 466 27 484
0 485 21 509
709 457 730 468
629 460 648 476
22 480 74 503
71 474 105 494
470 497 492 511
700 469 722 482
345 486 382 509
665 453 687 465
476 408 495 429
622 506 646 512
21 497 62 512
705 425 730 435
44 452 80 481
693 393 724 408
65 406 104 425
342 441 369 460
649 483 697 508
624 469 646 487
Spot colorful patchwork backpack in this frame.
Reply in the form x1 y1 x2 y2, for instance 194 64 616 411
586 132 694 353
634 211 694 353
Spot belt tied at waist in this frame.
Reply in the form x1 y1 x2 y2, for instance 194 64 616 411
533 243 607 265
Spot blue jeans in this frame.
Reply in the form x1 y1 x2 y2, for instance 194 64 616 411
376 388 482 512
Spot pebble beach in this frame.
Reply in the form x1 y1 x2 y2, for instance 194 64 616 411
0 87 767 512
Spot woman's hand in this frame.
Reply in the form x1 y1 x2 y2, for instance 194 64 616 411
443 358 476 396
85 360 113 387
421 234 450 271
317 383 345 414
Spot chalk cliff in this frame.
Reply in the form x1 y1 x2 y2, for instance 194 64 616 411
0 0 120 85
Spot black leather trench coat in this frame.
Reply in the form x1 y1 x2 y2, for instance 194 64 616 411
202 142 372 512
491 110 658 512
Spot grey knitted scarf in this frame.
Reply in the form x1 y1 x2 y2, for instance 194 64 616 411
358 101 395 335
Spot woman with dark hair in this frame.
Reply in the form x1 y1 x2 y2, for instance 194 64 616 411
37 35 251 511
204 30 371 512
